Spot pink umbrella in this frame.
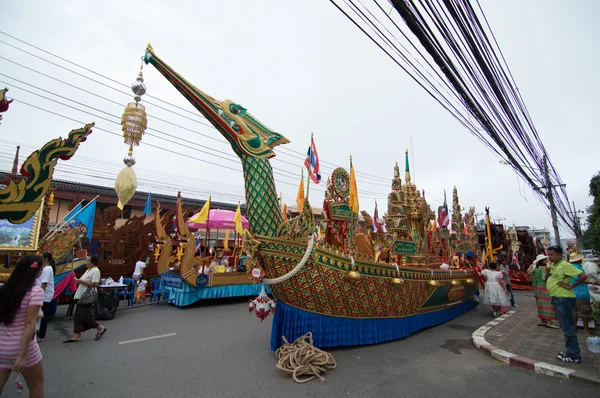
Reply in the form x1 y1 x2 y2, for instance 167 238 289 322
187 209 249 231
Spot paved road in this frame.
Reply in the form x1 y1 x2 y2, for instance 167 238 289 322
4 292 597 397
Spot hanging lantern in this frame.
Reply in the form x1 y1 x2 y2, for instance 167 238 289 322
115 65 147 209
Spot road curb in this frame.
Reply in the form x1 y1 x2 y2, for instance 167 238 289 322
471 310 599 385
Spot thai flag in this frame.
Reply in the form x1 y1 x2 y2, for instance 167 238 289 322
195 235 202 253
512 250 520 270
438 193 450 230
373 201 379 232
304 138 321 184
313 224 319 240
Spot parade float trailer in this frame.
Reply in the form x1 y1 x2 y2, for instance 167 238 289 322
142 45 478 349
152 194 265 307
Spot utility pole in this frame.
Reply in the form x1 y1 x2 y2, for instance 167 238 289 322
569 201 584 249
544 155 561 247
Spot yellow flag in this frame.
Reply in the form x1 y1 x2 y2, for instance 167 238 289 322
296 175 305 213
282 203 288 221
223 230 230 251
431 216 437 231
349 160 359 214
190 197 210 224
233 203 244 234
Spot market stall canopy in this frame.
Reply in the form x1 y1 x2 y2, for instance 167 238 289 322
188 209 249 231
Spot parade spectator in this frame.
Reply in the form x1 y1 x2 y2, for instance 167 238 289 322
545 245 586 363
481 262 510 317
135 275 147 305
237 253 247 272
36 252 55 342
527 254 558 328
63 255 107 343
133 258 148 283
568 253 592 336
0 255 45 397
499 258 516 307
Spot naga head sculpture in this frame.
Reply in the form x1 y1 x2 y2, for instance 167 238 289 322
143 45 289 159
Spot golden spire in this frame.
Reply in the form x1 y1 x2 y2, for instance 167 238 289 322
404 148 411 184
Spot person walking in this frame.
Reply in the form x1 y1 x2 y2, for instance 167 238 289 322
36 253 55 342
527 254 559 328
63 255 107 343
545 245 587 364
499 258 516 307
481 262 511 317
0 255 45 397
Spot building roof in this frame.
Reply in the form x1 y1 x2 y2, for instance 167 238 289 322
0 171 245 213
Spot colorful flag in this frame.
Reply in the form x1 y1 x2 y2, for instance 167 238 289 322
304 135 321 184
313 224 319 240
72 199 96 240
438 191 450 229
223 230 230 251
296 173 305 213
373 201 379 231
349 159 359 214
143 192 152 217
233 203 244 235
195 235 202 253
191 197 211 224
64 203 83 223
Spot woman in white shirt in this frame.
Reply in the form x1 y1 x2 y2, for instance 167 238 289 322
63 255 106 343
35 253 55 341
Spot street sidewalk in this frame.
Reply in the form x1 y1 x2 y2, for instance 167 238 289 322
473 291 599 384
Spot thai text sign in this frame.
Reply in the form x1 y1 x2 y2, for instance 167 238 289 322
330 203 355 221
393 240 417 255
161 273 183 289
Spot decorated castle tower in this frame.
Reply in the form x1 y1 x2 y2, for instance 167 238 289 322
383 150 429 267
449 186 469 265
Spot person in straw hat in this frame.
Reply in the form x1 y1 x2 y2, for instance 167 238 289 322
527 254 558 328
569 252 592 336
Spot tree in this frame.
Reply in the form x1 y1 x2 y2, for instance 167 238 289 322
583 172 600 250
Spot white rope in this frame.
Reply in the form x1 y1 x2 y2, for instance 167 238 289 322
263 236 315 285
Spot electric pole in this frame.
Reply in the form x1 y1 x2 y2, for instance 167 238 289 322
544 155 561 247
569 201 584 249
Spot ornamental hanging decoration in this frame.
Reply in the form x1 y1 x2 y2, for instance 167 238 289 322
115 64 148 209
248 285 275 322
0 88 13 124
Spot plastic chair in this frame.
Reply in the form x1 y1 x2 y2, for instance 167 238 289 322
150 278 167 303
117 278 135 307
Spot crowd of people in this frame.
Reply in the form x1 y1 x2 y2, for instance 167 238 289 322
479 246 599 364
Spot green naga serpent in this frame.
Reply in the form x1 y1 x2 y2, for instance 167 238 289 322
143 45 477 350
0 123 94 223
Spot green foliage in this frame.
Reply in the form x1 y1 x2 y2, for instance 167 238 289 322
583 172 600 250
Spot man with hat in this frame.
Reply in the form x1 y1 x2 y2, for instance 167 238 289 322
568 252 592 336
545 245 587 363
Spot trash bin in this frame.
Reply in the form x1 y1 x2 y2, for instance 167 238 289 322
95 288 118 320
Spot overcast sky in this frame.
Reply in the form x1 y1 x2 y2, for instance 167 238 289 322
1 0 597 239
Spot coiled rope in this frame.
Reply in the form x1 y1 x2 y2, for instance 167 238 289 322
275 332 336 383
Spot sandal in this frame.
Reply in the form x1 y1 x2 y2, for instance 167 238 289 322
556 353 580 364
95 327 107 341
62 339 80 343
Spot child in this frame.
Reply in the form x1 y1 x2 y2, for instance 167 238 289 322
135 275 147 305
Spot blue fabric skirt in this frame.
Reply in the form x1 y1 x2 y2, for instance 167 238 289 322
271 300 475 350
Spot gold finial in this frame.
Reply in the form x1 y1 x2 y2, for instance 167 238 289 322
146 43 154 53
405 148 408 154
